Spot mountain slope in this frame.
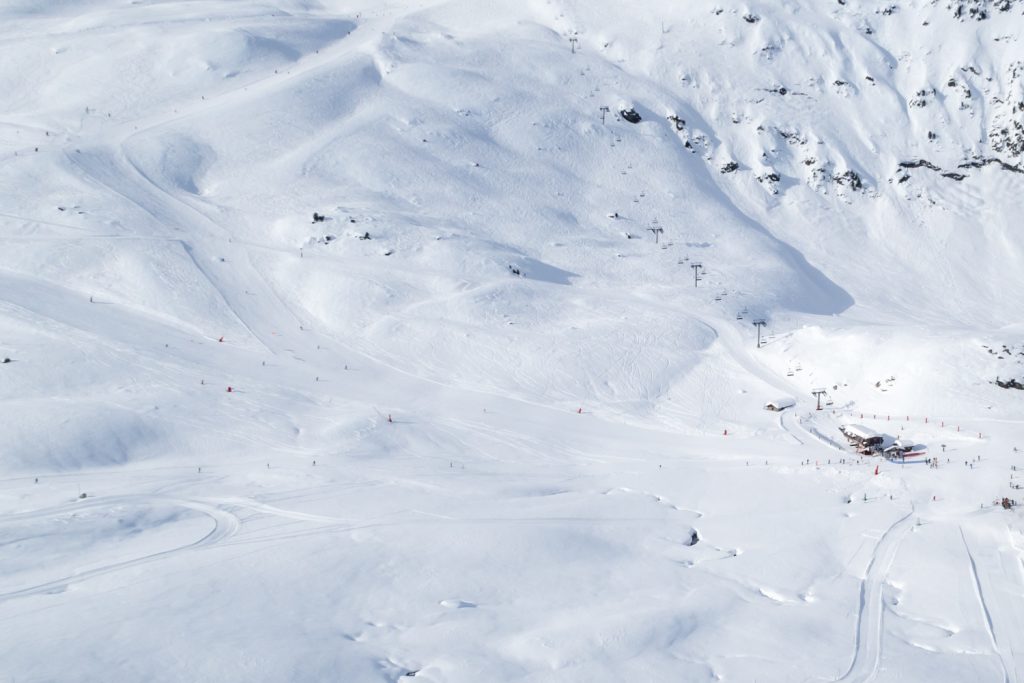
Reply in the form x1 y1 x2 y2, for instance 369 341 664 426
1 1 1023 681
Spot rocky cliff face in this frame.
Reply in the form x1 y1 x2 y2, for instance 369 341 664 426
948 0 1020 20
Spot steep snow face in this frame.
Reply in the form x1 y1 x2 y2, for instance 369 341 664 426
1 1 1023 681
539 0 1024 323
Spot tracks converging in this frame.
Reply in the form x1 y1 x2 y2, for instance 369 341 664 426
837 511 914 683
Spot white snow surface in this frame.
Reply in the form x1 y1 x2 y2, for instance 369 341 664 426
1 0 1024 681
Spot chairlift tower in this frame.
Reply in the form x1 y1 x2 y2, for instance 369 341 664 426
649 219 664 244
752 319 767 348
690 262 703 287
600 106 610 124
811 388 828 411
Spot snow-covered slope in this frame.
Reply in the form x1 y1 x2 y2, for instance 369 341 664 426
1 1 1023 681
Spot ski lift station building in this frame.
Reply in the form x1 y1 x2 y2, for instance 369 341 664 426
839 424 883 448
764 397 796 411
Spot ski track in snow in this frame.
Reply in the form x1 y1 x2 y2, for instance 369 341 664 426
68 148 283 354
778 411 804 445
0 495 365 602
838 510 914 683
0 496 240 602
780 409 847 453
960 525 1023 683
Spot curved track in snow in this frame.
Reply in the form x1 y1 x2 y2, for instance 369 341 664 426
780 410 847 453
838 510 915 683
0 496 240 602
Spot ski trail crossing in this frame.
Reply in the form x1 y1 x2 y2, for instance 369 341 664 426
68 148 286 354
